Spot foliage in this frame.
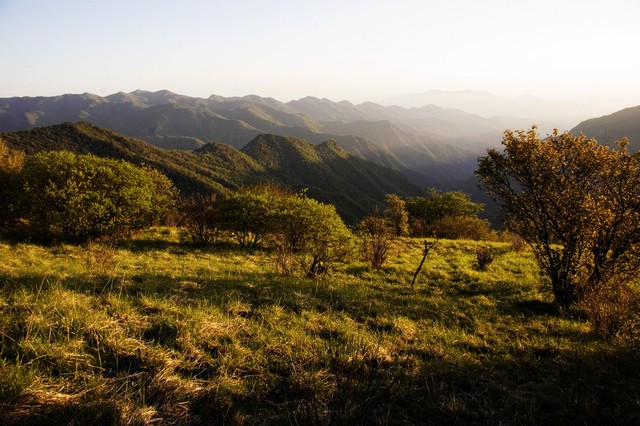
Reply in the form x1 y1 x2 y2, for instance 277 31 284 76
216 187 275 248
178 193 219 245
0 139 24 175
14 151 177 242
384 193 409 237
357 211 391 270
268 189 354 277
429 215 494 240
217 184 354 277
475 246 495 271
405 188 484 238
477 127 640 310
0 140 25 229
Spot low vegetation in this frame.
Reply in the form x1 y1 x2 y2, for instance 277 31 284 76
0 230 638 424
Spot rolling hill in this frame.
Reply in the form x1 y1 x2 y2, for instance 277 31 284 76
0 122 421 222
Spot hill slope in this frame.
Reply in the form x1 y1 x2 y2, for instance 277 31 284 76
242 134 422 221
0 123 421 222
571 105 640 150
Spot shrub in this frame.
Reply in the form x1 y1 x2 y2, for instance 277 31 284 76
0 140 25 230
477 127 640 309
15 151 177 243
475 246 495 271
578 281 640 346
178 193 219 245
430 216 493 240
406 189 485 238
358 213 391 270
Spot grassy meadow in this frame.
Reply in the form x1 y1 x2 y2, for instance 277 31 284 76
0 228 638 425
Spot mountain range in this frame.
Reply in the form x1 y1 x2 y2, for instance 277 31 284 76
0 90 584 190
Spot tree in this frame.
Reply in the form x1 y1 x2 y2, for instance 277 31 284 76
405 189 485 238
216 184 354 276
358 210 391 270
267 188 354 277
178 193 219 245
216 186 279 248
0 140 25 229
384 193 409 237
15 151 177 242
476 127 640 309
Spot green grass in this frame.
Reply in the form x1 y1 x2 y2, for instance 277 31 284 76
0 230 638 425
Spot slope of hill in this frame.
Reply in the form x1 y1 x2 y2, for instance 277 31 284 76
0 122 233 194
242 134 422 221
571 105 640 150
0 123 421 222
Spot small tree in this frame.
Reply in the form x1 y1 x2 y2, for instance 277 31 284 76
178 193 218 245
216 188 275 248
477 127 640 309
270 194 353 277
0 140 25 230
358 211 391 270
384 193 409 237
405 189 484 238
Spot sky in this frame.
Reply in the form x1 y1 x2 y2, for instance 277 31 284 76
1 0 639 115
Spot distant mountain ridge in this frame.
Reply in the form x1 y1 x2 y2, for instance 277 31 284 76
1 89 573 190
0 122 421 222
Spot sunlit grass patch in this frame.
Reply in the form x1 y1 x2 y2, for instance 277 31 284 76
0 230 638 424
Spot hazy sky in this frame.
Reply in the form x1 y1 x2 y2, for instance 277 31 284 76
2 0 639 113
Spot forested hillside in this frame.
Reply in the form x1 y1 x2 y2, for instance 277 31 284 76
0 122 421 222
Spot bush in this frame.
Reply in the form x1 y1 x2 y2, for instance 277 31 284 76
217 184 354 277
430 216 494 240
0 140 25 230
578 281 640 346
178 193 219 245
14 151 177 243
358 213 391 270
475 246 495 271
477 127 640 309
406 189 485 238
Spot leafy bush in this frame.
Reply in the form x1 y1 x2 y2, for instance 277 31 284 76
475 246 495 271
358 213 391 270
178 193 219 245
268 190 354 277
0 140 25 229
430 216 493 240
405 189 485 238
384 194 409 237
14 151 177 242
217 184 354 276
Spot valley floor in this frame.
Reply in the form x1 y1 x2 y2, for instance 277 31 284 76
0 229 638 424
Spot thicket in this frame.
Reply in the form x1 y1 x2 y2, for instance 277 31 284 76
1 149 177 243
182 184 355 277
